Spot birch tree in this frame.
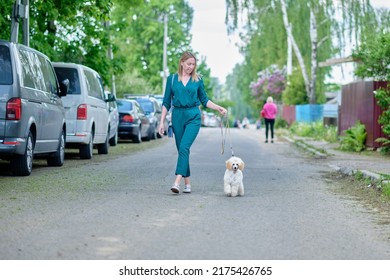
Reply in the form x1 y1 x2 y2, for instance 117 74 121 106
226 0 385 104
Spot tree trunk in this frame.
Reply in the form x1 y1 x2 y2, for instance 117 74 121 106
279 0 311 102
309 8 317 104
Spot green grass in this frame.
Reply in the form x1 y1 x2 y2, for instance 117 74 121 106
288 121 338 142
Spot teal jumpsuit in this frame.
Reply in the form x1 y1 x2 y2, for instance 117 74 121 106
162 74 209 177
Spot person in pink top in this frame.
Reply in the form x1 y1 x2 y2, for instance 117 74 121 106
261 96 278 143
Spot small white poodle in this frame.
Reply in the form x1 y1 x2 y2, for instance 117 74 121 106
224 156 245 197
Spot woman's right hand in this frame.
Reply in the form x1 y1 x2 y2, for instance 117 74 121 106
158 123 165 136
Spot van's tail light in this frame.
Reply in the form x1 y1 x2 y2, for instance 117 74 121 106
6 98 21 120
77 104 87 120
122 114 134 123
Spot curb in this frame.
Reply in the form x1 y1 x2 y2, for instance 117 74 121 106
283 136 327 158
284 136 386 183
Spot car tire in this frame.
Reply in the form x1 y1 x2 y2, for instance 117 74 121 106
132 126 142 143
47 129 65 166
109 130 118 146
10 131 34 176
151 125 157 140
80 133 93 159
98 128 109 154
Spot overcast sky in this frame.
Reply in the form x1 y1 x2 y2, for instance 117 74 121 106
188 0 389 84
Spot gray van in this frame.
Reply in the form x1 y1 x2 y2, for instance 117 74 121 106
0 40 67 176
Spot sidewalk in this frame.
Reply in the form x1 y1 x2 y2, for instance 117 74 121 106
284 135 390 182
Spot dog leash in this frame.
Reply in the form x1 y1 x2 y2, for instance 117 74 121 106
220 111 235 157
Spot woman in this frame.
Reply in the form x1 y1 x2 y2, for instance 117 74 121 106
158 51 227 194
261 96 278 143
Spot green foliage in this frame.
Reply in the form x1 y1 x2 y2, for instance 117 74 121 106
283 68 308 105
353 32 390 81
111 0 195 95
353 32 390 154
375 86 390 155
383 182 390 198
275 117 289 129
339 121 367 152
289 121 338 142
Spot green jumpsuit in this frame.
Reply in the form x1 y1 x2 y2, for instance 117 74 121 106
162 74 209 177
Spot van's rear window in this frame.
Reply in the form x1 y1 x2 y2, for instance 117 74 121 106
0 45 13 85
54 67 81 95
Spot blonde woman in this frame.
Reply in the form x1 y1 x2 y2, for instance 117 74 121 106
158 51 227 194
261 96 278 143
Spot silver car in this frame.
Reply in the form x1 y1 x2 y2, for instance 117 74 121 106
0 40 67 176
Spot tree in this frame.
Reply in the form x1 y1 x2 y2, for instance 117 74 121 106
0 0 212 95
353 31 390 153
110 0 195 95
225 0 386 106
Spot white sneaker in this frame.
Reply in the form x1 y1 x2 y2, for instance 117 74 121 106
171 185 180 194
183 185 191 193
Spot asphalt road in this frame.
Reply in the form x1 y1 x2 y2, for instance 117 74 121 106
1 127 390 260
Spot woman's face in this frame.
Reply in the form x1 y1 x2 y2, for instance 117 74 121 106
181 57 196 75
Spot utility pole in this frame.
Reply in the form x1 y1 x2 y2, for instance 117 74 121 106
10 0 29 46
104 20 116 97
162 13 169 95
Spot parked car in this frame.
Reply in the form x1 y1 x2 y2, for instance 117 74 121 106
53 62 114 159
126 96 167 138
203 112 220 127
154 94 172 128
0 40 68 176
117 99 151 143
105 91 119 146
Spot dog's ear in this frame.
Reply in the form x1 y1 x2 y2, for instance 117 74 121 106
239 159 245 171
226 159 232 170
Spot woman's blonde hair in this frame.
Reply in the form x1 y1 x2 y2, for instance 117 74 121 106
267 96 274 103
177 51 200 82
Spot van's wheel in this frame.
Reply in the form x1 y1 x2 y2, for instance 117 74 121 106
80 134 93 159
47 129 65 166
98 128 109 154
109 130 118 146
11 131 34 176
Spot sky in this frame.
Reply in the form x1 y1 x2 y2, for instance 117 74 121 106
188 0 242 83
188 0 389 84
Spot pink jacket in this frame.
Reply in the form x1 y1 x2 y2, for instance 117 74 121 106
262 102 278 119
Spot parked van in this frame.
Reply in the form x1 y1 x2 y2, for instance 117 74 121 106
0 40 68 176
53 62 113 159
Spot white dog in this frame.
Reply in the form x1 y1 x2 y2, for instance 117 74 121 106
224 156 245 197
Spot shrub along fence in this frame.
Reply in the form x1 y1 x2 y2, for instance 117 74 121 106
280 80 387 148
339 80 386 148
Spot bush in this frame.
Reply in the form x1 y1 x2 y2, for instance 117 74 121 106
339 121 367 152
289 121 338 142
374 86 390 155
275 117 289 129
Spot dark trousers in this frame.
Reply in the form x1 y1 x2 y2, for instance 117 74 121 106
264 118 275 140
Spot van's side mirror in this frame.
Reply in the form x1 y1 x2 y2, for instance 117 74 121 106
106 93 116 102
59 79 69 97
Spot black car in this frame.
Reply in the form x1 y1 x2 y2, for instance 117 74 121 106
117 99 151 143
126 96 166 139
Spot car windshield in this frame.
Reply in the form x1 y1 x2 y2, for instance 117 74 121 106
54 67 80 95
0 45 13 85
117 100 133 111
138 100 153 113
